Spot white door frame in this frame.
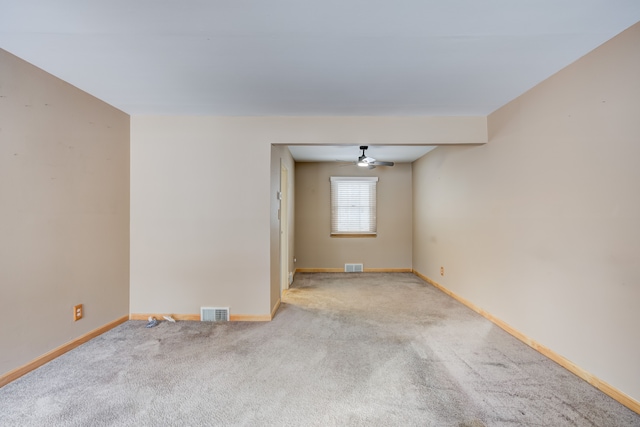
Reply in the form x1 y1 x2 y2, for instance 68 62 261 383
280 162 289 293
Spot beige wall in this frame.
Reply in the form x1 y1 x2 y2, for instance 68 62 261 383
130 116 485 317
413 22 640 401
0 49 130 376
295 162 412 270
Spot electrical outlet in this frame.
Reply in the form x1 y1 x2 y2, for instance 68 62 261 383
440 266 444 276
73 304 83 321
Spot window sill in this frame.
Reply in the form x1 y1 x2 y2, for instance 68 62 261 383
330 233 377 238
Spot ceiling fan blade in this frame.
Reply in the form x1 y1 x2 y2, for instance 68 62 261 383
370 161 394 166
368 165 376 170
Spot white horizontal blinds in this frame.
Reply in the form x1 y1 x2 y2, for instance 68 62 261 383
330 177 378 235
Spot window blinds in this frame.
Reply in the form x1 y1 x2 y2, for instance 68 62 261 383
330 177 378 235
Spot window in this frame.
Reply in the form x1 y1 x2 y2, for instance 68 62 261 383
330 176 378 236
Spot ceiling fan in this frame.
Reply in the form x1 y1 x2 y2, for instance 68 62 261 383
354 146 394 169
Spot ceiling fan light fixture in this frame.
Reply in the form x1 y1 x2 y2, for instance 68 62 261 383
353 145 393 168
357 150 369 166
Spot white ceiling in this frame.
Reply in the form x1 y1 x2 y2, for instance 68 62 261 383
288 145 435 163
1 1 639 161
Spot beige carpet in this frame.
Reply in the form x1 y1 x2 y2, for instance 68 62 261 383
0 272 638 426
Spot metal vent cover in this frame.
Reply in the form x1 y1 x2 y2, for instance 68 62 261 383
201 307 229 322
344 263 364 273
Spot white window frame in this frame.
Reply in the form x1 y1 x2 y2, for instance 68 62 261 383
330 176 378 237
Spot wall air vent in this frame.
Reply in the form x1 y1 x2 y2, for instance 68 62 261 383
200 307 229 322
344 263 364 273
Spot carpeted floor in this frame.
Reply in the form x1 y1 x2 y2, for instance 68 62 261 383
0 273 638 426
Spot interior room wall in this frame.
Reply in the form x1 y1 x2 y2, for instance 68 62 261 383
412 22 640 402
130 116 486 318
295 162 412 270
0 49 130 377
270 145 295 312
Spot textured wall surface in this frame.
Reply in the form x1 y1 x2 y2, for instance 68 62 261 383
413 23 640 401
0 49 130 376
295 162 412 270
